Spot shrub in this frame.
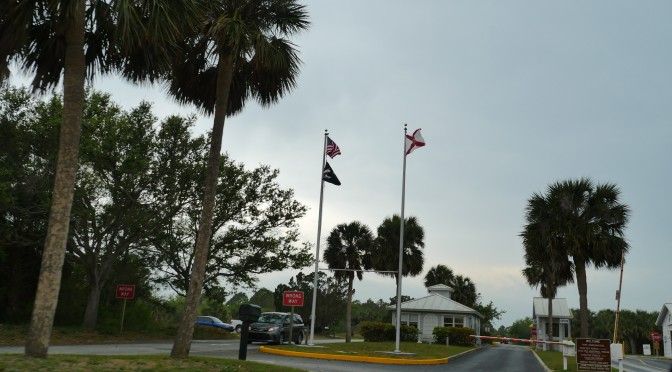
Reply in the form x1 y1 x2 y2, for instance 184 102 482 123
360 321 419 342
360 321 394 342
432 326 476 346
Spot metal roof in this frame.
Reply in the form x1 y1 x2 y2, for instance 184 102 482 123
532 297 572 318
387 293 483 318
655 303 672 327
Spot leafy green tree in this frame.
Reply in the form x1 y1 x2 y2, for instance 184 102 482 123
351 299 390 325
474 301 505 335
372 215 425 282
525 179 630 337
148 155 312 300
324 221 374 342
423 264 455 288
249 288 276 312
1 1 202 357
508 317 535 340
165 0 310 358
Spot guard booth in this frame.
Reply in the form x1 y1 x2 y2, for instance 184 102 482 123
532 297 572 351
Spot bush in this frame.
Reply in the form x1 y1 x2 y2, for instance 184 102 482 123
360 321 394 342
360 321 419 342
432 326 476 346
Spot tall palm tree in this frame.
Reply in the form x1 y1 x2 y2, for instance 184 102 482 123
545 178 630 338
0 0 201 358
324 221 374 343
165 0 310 358
522 190 575 344
423 264 455 288
522 179 629 338
371 215 425 281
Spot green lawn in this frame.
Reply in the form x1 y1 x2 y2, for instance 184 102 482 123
266 341 473 359
0 354 306 372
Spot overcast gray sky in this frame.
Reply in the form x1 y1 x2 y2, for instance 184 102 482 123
13 0 671 328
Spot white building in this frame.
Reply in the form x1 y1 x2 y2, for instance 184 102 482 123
655 303 672 358
532 297 572 351
388 284 483 342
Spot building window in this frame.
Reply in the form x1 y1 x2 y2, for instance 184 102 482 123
400 313 419 328
443 316 464 328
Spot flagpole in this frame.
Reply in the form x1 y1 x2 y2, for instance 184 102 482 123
394 124 408 353
309 130 328 346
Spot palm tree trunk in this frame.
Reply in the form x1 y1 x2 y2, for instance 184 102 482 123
575 260 589 338
345 277 353 343
25 1 86 358
171 50 234 358
547 296 553 351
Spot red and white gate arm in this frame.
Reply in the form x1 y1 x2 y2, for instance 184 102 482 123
469 335 566 345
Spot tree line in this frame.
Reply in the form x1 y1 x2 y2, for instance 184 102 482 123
503 308 659 354
0 85 311 330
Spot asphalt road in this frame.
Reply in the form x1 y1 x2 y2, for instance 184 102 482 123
0 341 551 371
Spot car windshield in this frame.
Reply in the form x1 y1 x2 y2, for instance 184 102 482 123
257 313 284 324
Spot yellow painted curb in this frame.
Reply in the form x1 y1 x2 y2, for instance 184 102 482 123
259 346 448 365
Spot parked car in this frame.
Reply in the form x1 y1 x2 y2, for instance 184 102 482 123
195 316 234 332
231 319 243 333
247 312 305 344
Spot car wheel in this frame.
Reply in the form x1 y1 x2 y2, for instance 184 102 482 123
235 325 241 333
295 331 304 345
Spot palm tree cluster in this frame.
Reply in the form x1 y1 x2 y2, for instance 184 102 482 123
1 0 309 359
521 178 629 339
323 215 425 342
424 264 479 308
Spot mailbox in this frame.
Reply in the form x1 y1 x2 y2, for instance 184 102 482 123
239 304 261 323
238 303 261 361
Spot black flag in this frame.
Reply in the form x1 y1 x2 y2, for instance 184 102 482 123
323 162 341 186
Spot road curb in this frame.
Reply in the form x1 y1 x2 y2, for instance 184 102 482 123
259 346 449 365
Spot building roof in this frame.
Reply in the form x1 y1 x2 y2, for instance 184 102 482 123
655 303 672 327
387 293 483 318
532 297 572 318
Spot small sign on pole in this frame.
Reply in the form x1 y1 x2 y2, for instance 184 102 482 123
116 284 136 332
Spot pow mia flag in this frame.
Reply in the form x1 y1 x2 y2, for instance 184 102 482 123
322 162 341 186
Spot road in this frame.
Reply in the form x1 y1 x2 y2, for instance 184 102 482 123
0 341 550 371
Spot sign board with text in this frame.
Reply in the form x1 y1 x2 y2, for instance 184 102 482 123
576 338 611 371
282 291 304 307
115 284 136 299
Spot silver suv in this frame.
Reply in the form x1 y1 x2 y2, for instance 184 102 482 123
247 312 304 344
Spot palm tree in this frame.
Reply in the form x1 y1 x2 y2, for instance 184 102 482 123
165 0 310 357
324 221 374 343
423 264 455 288
545 178 630 338
451 275 478 308
521 190 575 344
0 0 201 358
371 215 425 281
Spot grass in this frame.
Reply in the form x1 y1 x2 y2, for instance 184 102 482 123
265 341 473 359
0 354 306 371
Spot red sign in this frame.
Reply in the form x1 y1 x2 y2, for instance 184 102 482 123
651 332 661 341
116 284 135 299
282 291 304 307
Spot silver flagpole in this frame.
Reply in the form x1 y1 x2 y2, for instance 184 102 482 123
394 124 408 353
309 130 328 346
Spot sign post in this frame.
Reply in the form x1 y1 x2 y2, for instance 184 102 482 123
115 284 136 333
651 332 661 356
283 291 304 344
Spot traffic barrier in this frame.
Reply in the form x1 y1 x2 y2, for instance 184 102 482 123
469 335 566 345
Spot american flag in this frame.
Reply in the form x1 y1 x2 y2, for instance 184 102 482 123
326 137 341 158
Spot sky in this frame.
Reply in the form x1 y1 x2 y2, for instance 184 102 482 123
11 0 672 329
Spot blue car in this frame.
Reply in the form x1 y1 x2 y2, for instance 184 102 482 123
195 316 235 332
